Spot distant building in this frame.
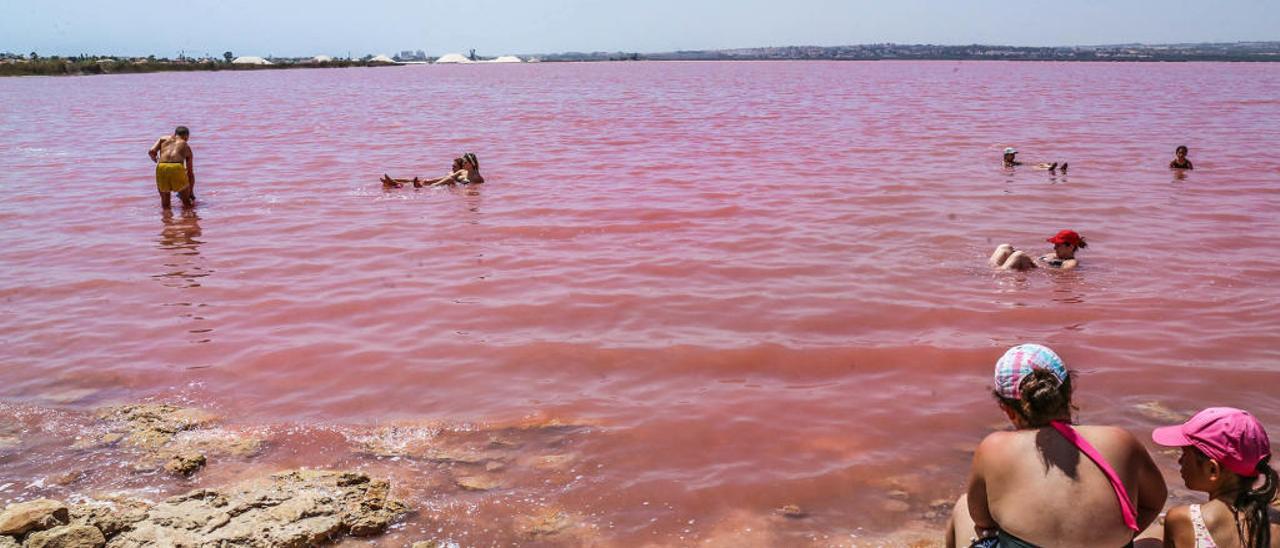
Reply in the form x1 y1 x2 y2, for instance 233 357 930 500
232 56 272 65
394 50 429 62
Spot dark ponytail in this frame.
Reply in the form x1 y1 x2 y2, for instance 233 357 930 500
1233 457 1277 548
994 369 1074 427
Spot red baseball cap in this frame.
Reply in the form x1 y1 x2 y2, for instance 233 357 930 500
1047 230 1082 247
1152 407 1272 477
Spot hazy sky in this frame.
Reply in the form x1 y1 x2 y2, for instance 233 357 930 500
3 0 1277 58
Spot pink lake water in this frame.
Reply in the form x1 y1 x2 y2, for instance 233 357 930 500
1 61 1279 546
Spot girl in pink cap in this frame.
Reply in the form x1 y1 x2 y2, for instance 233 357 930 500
948 343 1168 547
1152 407 1278 547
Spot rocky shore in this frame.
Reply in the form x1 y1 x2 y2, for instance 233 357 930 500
0 470 403 547
0 402 607 547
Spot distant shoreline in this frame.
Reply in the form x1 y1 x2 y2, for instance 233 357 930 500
0 58 401 78
532 41 1280 63
5 40 1278 77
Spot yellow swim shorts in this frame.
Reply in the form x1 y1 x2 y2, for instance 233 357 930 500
155 162 189 193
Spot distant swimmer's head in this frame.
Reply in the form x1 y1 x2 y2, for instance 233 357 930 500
1047 229 1086 259
992 343 1073 428
1175 145 1189 158
462 152 479 170
1002 147 1017 162
452 157 464 171
174 126 190 139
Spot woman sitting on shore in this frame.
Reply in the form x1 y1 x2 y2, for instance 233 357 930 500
382 153 484 188
947 343 1167 548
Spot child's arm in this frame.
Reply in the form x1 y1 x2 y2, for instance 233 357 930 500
1161 505 1192 547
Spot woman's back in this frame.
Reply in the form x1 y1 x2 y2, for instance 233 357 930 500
978 424 1158 547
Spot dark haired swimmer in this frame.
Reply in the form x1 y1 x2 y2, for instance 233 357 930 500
945 344 1166 548
1169 145 1193 170
989 230 1087 271
382 153 484 188
1002 147 1068 173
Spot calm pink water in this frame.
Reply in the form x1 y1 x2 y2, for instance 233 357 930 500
2 61 1279 545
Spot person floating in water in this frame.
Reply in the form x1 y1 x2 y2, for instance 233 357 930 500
382 153 484 188
1169 145 1194 170
148 126 195 209
990 230 1087 271
1002 147 1068 173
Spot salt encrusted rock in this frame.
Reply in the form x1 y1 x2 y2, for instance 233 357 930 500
95 405 217 451
163 452 206 476
0 499 69 536
85 404 264 476
0 536 18 548
68 501 147 539
106 470 406 547
22 524 106 548
778 504 808 519
514 509 573 539
453 475 503 492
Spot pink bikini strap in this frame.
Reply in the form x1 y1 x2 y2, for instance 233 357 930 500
1049 420 1140 532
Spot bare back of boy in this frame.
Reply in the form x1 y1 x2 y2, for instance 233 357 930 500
153 136 189 164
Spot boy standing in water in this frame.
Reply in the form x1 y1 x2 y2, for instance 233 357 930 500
148 126 195 209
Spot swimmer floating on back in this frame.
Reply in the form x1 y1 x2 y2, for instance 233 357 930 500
1169 145 1194 170
990 230 1087 271
382 152 484 188
1002 147 1068 173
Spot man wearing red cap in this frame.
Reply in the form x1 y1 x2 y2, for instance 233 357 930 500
989 230 1088 271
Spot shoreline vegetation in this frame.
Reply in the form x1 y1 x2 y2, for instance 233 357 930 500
3 41 1278 77
0 55 400 77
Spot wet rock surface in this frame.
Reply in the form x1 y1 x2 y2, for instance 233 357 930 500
78 404 264 475
108 470 406 547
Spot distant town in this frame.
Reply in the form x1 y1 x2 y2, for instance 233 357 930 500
540 41 1280 62
3 42 1277 76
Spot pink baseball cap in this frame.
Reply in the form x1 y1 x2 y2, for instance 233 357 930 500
1152 407 1272 477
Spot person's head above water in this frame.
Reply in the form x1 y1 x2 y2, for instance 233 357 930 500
174 126 190 139
1003 147 1017 162
452 157 464 171
462 152 479 170
1047 229 1087 259
992 343 1073 427
1175 145 1189 158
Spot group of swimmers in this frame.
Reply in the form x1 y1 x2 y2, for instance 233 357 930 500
145 126 486 209
145 125 1193 211
986 145 1195 273
1001 145 1195 174
947 344 1277 548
